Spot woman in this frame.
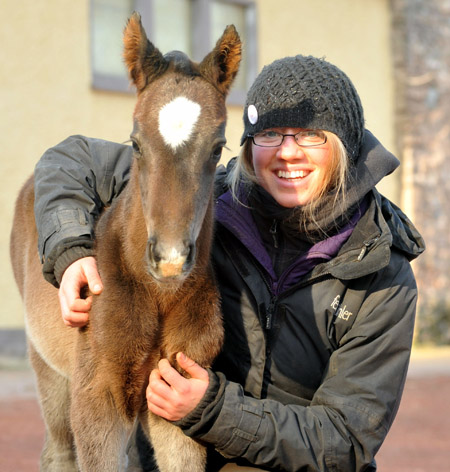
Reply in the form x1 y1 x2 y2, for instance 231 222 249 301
34 54 424 471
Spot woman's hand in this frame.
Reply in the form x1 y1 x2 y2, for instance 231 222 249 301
59 256 103 327
147 352 210 421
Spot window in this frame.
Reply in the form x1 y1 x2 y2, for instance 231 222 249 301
91 0 134 91
90 0 257 104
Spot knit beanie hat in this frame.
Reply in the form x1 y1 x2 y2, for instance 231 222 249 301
241 55 365 160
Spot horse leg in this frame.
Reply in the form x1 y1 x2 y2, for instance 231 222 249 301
124 420 149 472
139 409 207 472
69 374 135 472
28 342 77 472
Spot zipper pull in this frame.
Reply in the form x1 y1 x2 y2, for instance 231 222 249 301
270 220 279 249
357 236 380 261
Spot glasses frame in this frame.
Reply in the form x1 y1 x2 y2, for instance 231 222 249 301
248 130 328 148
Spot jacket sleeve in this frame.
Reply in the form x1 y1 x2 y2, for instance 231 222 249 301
177 252 417 471
34 135 133 286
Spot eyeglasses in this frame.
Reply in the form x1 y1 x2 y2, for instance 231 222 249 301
248 129 327 148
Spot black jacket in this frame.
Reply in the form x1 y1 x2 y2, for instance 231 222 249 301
34 132 424 471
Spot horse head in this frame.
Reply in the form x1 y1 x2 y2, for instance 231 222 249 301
122 13 241 283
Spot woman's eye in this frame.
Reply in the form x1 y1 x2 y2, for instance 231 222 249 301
263 131 279 138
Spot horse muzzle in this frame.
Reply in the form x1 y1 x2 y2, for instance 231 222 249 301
145 238 195 281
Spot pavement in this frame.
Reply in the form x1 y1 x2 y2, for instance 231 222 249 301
0 347 449 472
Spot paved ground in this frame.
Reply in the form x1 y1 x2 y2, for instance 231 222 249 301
1 348 449 472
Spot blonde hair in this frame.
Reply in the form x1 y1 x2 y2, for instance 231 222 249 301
226 131 351 235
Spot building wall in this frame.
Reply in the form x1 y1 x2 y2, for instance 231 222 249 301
391 0 450 344
1 0 396 328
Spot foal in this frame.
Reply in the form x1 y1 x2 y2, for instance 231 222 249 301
10 13 241 472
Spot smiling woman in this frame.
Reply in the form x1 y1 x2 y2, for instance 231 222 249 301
225 54 364 237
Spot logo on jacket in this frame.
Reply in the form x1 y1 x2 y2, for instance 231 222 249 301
331 295 354 321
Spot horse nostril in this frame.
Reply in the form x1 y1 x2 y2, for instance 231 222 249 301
153 251 161 263
146 238 160 268
185 243 195 267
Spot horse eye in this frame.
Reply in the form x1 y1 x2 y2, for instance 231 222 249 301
211 146 223 162
132 141 141 155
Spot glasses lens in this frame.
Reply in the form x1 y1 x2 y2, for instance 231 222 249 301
295 130 326 146
253 131 282 147
251 130 326 147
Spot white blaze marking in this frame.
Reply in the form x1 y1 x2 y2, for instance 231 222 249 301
158 96 201 150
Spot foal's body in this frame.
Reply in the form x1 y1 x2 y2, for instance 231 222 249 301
10 14 241 472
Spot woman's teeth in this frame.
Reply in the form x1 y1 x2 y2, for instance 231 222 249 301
277 170 308 179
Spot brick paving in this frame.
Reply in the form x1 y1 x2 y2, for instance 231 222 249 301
1 350 449 472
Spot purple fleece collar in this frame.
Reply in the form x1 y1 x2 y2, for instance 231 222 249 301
215 190 366 294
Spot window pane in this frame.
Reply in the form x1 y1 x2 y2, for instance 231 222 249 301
211 1 248 90
92 0 133 77
153 0 191 55
90 0 256 100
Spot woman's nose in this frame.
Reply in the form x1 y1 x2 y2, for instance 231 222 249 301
278 135 304 160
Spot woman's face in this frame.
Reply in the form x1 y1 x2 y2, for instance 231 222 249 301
251 127 332 208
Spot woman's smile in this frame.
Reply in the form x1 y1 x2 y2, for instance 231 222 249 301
252 127 331 208
276 169 311 179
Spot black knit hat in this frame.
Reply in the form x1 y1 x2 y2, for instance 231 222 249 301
241 55 365 160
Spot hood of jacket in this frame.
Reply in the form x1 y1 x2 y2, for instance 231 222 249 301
323 189 425 282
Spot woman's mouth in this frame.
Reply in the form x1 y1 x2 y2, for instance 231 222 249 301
276 169 310 180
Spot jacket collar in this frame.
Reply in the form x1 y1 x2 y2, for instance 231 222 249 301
216 189 425 290
215 190 366 294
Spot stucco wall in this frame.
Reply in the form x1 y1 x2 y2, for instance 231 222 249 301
1 0 396 328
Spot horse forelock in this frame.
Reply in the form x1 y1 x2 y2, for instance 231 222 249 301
164 51 199 76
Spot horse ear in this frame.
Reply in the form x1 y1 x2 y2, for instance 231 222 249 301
123 12 168 93
199 25 242 96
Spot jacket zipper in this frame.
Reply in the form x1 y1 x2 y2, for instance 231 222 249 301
265 295 278 330
270 219 279 249
357 236 380 261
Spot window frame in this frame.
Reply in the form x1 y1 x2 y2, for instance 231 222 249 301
90 0 257 104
